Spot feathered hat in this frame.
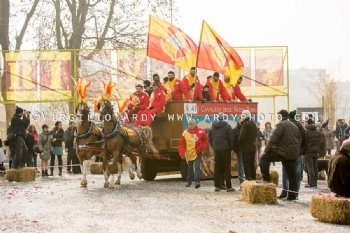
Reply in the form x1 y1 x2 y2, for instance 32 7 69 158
75 77 91 104
101 79 115 102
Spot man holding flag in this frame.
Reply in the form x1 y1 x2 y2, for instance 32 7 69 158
181 67 203 101
206 72 230 102
164 71 191 102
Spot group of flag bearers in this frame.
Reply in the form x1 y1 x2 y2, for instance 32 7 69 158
123 67 249 126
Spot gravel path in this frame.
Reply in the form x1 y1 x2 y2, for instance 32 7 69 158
0 162 350 233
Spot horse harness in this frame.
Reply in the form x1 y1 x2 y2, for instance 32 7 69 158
74 122 103 152
100 120 147 154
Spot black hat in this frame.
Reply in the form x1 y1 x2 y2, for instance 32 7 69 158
213 72 220 77
42 124 49 130
15 108 23 114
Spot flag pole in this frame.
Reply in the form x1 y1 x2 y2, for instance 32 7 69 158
146 15 152 57
195 20 205 68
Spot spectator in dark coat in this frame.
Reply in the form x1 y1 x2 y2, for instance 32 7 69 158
10 108 30 168
260 109 301 201
279 110 306 199
232 119 245 184
327 139 350 197
335 119 348 147
24 129 35 167
50 121 65 176
238 110 258 181
256 122 264 165
303 119 323 188
316 122 326 158
209 112 234 192
65 121 76 173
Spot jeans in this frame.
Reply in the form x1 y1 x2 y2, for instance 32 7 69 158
304 154 318 187
237 153 245 184
32 153 38 168
26 153 33 167
242 151 256 180
187 153 202 183
50 154 63 174
260 152 297 198
281 156 302 196
214 150 232 189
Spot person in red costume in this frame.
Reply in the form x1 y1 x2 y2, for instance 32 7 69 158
206 72 230 103
134 81 166 126
233 76 248 102
152 73 166 94
181 67 203 101
126 84 150 122
165 71 191 101
222 75 248 102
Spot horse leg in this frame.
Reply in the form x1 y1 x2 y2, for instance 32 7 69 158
136 156 143 179
102 154 109 188
125 155 135 180
80 160 88 187
115 162 122 185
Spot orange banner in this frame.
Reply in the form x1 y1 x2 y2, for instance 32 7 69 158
147 15 197 72
39 52 72 100
197 21 244 86
117 50 147 97
255 49 285 95
5 52 37 101
80 51 111 98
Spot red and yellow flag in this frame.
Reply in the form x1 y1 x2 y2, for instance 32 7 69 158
196 20 244 86
147 15 197 72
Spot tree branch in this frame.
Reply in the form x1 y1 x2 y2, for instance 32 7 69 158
95 0 115 49
55 0 63 49
15 0 40 50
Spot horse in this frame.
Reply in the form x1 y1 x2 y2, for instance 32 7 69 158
98 100 158 188
75 102 104 187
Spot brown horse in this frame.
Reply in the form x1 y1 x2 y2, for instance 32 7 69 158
75 102 103 187
98 100 158 188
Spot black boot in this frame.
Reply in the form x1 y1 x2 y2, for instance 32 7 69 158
45 170 49 176
59 168 62 176
42 170 45 177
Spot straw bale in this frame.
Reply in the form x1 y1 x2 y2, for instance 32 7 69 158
90 162 104 174
310 194 350 225
256 170 279 186
90 162 113 175
5 168 36 182
241 180 277 204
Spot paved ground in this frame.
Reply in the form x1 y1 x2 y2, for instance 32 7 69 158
0 161 350 233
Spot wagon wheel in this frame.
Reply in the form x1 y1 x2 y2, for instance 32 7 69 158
141 158 157 181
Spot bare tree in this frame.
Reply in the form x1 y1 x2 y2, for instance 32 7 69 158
308 70 340 126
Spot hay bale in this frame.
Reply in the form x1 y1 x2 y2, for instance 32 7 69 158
5 168 36 182
241 181 277 204
310 194 350 225
256 170 279 186
90 162 104 174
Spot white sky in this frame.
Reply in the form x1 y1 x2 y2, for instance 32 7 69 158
175 0 350 80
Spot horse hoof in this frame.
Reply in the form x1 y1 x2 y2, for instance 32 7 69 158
81 180 87 187
104 182 109 188
129 173 135 180
115 180 121 185
109 184 115 189
137 173 143 179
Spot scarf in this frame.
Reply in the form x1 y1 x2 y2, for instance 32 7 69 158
165 78 176 91
187 75 195 86
210 79 219 99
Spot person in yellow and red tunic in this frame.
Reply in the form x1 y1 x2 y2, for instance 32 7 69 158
206 72 230 102
164 71 191 102
126 84 149 122
181 67 203 101
179 118 208 188
223 75 248 102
